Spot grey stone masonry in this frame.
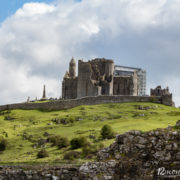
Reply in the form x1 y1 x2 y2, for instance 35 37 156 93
0 95 172 111
62 58 139 99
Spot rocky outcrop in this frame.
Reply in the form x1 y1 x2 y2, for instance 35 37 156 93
97 120 180 179
0 121 179 180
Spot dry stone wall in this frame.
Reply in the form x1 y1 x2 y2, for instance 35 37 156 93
0 95 164 111
0 165 79 180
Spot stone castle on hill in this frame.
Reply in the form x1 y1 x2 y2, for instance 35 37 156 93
0 57 174 112
62 58 146 99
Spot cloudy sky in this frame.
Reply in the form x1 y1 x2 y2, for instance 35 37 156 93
0 0 180 106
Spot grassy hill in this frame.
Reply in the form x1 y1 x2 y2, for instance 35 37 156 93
0 102 179 164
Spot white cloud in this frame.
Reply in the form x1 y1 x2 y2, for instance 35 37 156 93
0 0 180 106
80 22 99 35
15 3 55 18
0 58 59 104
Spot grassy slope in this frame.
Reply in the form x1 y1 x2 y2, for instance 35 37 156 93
0 102 179 164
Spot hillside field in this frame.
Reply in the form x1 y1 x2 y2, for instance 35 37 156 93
0 102 179 164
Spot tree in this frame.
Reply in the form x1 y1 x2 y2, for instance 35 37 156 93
101 124 115 139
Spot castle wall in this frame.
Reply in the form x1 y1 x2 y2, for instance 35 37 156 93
162 94 173 106
77 60 100 98
77 59 114 98
113 76 131 95
113 71 138 96
62 78 77 99
114 66 146 96
0 95 165 111
151 86 170 96
113 76 137 96
89 59 114 95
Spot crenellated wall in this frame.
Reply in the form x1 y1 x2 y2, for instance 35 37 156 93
0 95 171 111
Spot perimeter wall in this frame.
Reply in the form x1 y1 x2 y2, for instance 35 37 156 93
0 95 172 111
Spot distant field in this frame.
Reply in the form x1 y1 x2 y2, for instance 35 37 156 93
0 102 179 164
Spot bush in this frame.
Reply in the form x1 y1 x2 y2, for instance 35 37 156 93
57 137 70 149
70 138 80 149
47 135 58 146
101 124 115 139
0 137 8 151
70 137 89 149
4 116 14 120
64 151 80 160
82 145 97 156
67 117 75 123
37 149 49 158
82 143 104 157
48 135 69 148
78 137 89 147
47 135 61 146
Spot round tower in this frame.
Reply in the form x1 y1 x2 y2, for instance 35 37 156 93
69 57 76 78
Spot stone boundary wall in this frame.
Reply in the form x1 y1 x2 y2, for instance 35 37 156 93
0 165 80 180
0 95 165 111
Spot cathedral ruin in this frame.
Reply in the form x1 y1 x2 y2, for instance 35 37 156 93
0 57 174 111
62 58 146 99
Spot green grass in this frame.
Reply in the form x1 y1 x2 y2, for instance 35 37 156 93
30 100 51 103
0 102 179 164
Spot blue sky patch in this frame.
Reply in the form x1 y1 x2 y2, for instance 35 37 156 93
0 0 54 22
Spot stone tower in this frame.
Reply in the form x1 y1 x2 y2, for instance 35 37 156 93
62 58 78 99
69 57 76 78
